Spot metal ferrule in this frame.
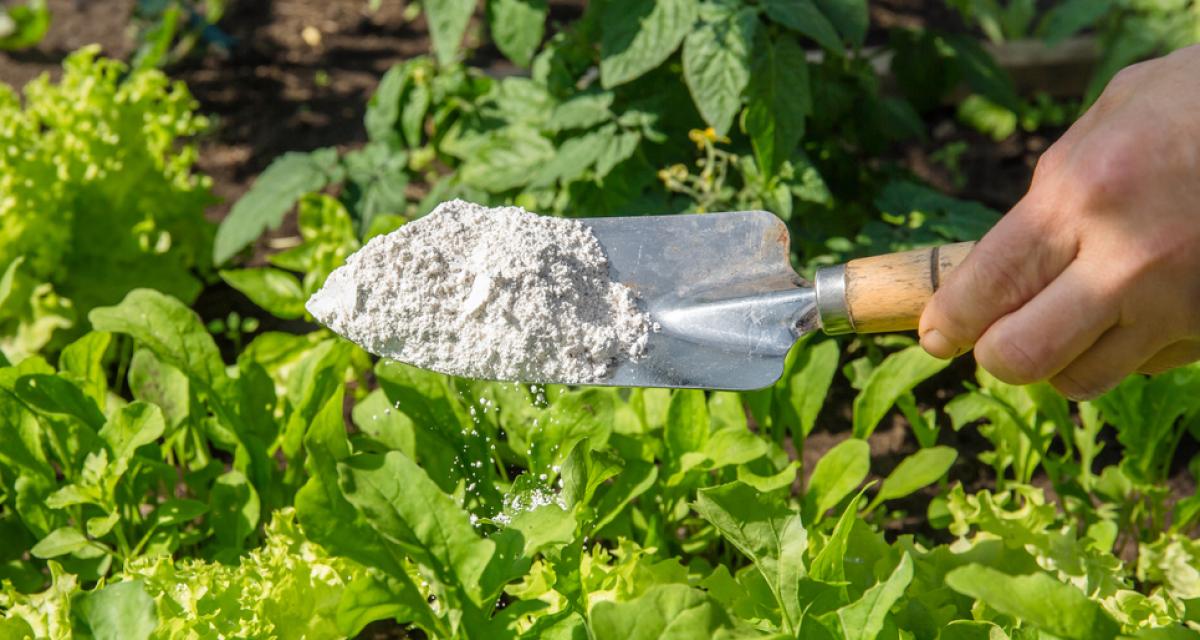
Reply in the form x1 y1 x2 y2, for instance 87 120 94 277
814 264 854 335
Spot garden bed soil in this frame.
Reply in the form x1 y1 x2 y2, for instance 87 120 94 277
1 0 1045 226
2 4 1194 635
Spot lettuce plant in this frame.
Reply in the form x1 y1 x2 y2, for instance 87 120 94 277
0 47 213 360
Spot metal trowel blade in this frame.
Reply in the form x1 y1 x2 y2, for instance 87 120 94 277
585 211 815 390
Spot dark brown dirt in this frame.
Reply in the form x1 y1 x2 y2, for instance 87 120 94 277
179 0 436 220
0 0 135 87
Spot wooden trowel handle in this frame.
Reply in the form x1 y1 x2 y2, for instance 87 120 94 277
814 242 975 334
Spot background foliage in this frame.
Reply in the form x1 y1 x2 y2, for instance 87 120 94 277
0 0 1199 638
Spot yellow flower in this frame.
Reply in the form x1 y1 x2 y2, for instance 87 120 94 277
657 164 688 186
688 127 729 148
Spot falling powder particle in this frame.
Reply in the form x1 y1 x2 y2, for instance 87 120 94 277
306 199 654 383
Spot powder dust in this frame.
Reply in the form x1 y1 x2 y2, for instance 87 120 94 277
306 200 653 383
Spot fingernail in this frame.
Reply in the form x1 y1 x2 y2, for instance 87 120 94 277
920 329 958 359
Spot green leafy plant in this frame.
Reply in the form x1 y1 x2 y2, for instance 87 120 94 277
0 291 1195 637
0 0 49 50
215 0 1008 272
217 194 397 322
131 0 234 70
1041 0 1200 105
4 2 1200 638
946 0 1037 44
0 48 214 360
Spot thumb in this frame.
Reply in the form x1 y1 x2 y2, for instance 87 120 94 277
918 201 1076 359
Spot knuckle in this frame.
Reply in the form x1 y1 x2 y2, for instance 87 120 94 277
965 245 1035 309
1069 131 1146 211
1107 62 1149 93
1032 143 1066 183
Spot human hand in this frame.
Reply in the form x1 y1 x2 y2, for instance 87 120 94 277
918 45 1200 400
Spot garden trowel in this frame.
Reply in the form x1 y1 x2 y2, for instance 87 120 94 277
586 211 974 390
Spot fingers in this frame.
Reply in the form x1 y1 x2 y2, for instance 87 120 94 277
1051 339 1200 401
919 201 1077 359
973 258 1120 385
1049 327 1165 400
1138 339 1200 374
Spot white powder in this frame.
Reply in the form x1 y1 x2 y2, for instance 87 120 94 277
306 200 653 383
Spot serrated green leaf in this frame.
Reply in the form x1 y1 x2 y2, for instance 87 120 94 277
488 0 548 67
762 0 842 52
365 63 408 144
530 128 609 187
600 0 698 88
342 141 410 233
426 0 476 65
458 126 556 191
1037 0 1114 44
683 6 756 136
746 32 811 176
813 0 868 47
595 128 641 178
548 91 615 131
